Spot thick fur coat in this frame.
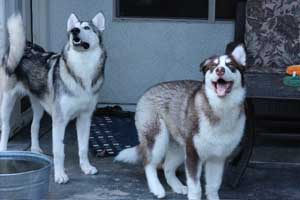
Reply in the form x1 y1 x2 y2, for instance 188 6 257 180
116 45 247 200
0 13 106 184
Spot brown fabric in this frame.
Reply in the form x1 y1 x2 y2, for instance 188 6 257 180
245 0 300 73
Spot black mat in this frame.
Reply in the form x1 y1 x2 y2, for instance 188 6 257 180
89 113 139 157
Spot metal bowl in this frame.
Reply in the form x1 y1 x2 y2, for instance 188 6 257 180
0 151 52 200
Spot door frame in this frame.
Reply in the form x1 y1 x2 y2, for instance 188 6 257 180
31 0 48 49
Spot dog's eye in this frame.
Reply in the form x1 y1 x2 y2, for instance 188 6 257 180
84 26 90 30
228 65 237 72
227 63 235 68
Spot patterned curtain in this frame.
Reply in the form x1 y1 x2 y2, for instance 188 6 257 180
245 0 300 73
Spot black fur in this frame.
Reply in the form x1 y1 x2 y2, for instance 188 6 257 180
200 55 218 75
52 55 75 99
89 21 107 89
9 18 106 100
15 42 56 98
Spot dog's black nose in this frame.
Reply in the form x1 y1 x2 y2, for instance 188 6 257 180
216 67 225 76
71 28 80 35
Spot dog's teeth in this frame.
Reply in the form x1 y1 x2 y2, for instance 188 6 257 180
73 40 81 45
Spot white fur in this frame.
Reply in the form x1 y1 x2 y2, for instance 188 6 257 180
185 59 246 200
205 55 246 111
0 14 26 149
115 146 139 164
30 96 44 153
51 22 104 183
144 119 169 199
68 22 102 51
117 48 246 199
6 13 26 72
0 13 105 184
67 13 79 32
186 163 202 200
67 47 102 86
0 88 18 151
50 48 102 183
76 112 98 175
92 12 105 32
163 142 187 195
205 158 225 200
52 119 69 184
190 95 245 200
231 44 246 66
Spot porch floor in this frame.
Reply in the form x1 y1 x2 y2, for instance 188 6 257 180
7 116 300 200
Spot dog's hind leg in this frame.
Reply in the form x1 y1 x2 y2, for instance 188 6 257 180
143 118 169 199
163 142 187 195
30 97 44 153
76 112 97 175
0 91 17 151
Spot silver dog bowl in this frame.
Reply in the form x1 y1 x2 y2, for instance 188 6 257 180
0 151 52 200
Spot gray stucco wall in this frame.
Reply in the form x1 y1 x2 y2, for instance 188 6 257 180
46 0 234 107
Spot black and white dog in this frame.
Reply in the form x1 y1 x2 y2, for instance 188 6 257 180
116 45 247 200
0 13 106 184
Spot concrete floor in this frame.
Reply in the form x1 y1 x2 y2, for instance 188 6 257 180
6 117 300 200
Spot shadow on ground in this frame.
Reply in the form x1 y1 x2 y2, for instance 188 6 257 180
7 116 300 200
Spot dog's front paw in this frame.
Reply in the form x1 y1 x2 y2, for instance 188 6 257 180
0 145 7 151
188 192 201 200
206 193 220 200
150 185 166 199
80 164 98 175
172 185 187 195
55 171 69 184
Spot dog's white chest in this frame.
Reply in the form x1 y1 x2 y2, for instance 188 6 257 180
60 91 98 118
194 113 245 160
67 48 102 87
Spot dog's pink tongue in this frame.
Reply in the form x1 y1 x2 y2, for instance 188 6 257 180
216 83 228 97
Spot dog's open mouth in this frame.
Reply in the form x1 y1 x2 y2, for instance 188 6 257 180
72 37 90 49
73 37 81 45
212 79 233 97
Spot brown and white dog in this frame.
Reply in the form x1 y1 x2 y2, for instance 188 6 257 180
115 45 247 200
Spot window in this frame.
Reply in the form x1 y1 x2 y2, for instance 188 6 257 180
115 0 237 21
117 0 209 20
215 0 237 20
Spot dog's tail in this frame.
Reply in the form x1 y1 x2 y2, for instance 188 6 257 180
4 13 26 73
114 146 141 164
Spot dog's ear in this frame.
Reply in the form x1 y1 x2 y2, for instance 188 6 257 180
92 12 105 32
231 44 246 66
67 13 79 32
200 59 211 75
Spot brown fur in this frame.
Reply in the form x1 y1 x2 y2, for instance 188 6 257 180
185 136 200 182
201 56 219 75
116 45 247 199
201 88 221 125
137 80 222 164
228 54 246 86
145 119 161 150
